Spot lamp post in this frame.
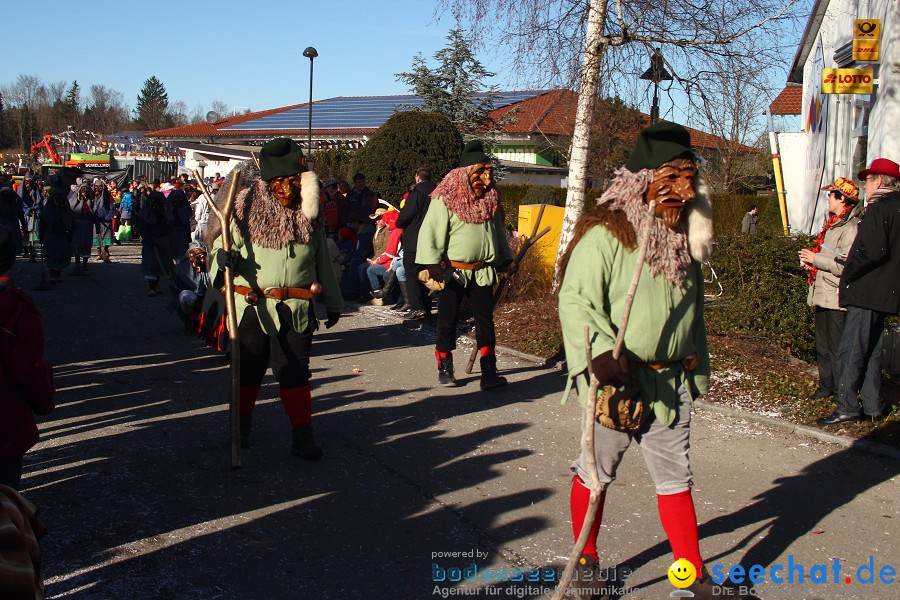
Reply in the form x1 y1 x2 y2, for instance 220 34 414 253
639 48 672 124
196 159 207 181
303 46 318 164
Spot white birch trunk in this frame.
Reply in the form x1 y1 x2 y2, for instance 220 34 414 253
552 0 608 289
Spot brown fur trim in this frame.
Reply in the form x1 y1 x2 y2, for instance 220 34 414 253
557 204 636 284
233 179 320 248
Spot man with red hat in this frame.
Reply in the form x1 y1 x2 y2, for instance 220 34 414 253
818 158 900 425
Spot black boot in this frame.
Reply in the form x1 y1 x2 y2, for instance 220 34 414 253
438 353 457 386
392 280 410 311
480 355 507 390
371 270 397 299
291 424 323 460
240 414 253 448
28 245 36 262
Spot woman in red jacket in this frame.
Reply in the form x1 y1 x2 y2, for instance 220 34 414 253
0 228 55 490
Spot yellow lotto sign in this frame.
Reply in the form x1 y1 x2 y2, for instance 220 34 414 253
853 39 880 61
822 68 874 94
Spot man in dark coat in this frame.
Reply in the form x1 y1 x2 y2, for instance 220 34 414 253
396 167 437 319
39 178 74 283
820 158 900 425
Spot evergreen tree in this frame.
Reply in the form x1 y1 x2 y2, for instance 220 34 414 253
64 81 80 128
134 76 170 131
396 29 502 135
351 111 463 200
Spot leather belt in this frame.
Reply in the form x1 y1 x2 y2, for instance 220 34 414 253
446 260 484 270
643 354 699 372
228 284 319 305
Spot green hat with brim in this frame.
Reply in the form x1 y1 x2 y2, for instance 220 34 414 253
625 121 694 172
260 137 307 181
459 140 490 167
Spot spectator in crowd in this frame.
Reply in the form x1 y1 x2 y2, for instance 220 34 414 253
820 158 900 425
139 189 175 296
339 211 375 301
320 177 341 238
368 209 402 303
19 176 42 262
94 179 115 262
347 172 377 222
39 177 74 283
68 183 97 275
741 205 758 233
387 250 410 311
799 177 861 402
396 166 437 320
0 177 26 257
0 227 55 490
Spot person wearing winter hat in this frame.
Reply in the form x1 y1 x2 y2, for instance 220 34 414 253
211 137 344 459
556 121 736 600
0 227 55 489
417 140 514 390
818 158 900 425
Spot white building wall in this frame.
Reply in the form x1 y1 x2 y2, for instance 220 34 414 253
789 0 897 233
777 132 811 230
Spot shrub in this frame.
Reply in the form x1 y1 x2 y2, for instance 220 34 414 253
707 231 816 361
711 193 784 235
311 148 353 183
496 183 569 231
350 111 462 201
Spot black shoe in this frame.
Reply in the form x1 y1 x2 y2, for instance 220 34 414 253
291 424 323 460
479 355 507 390
816 411 861 426
687 567 757 599
406 309 426 320
806 389 834 400
438 354 457 386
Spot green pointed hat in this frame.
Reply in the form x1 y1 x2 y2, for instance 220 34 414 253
259 137 307 181
625 121 694 172
459 140 490 167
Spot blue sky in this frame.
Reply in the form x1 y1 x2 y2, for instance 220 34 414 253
2 0 509 115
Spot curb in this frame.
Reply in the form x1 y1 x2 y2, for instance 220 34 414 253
355 303 899 461
694 399 900 461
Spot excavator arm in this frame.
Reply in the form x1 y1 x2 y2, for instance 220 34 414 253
30 134 62 165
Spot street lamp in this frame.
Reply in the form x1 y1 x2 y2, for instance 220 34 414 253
303 46 318 164
196 159 207 180
640 48 673 124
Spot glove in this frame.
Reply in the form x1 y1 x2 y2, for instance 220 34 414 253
324 311 341 329
214 248 240 270
427 264 444 281
590 350 631 388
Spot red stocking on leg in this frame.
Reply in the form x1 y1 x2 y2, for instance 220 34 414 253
570 475 606 561
280 386 312 427
657 490 703 573
239 385 261 417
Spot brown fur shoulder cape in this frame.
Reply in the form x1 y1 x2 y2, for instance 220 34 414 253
557 203 636 283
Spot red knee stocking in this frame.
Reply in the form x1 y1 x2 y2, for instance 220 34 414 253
435 350 450 366
479 346 495 357
239 385 261 417
280 386 312 427
657 490 703 573
570 475 606 560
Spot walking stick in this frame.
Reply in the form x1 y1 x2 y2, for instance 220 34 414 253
551 201 656 600
465 204 551 374
194 169 243 468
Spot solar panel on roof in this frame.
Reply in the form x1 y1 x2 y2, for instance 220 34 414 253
221 91 546 131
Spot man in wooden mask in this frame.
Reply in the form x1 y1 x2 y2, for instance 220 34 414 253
557 122 734 599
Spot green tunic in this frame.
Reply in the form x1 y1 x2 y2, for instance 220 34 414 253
214 225 344 336
417 195 514 286
557 225 710 426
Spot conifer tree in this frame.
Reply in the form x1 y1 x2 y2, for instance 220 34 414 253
134 76 170 131
64 81 80 128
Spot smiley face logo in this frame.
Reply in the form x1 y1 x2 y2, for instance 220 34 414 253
667 558 697 588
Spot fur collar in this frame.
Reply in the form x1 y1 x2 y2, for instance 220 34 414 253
558 167 714 286
232 171 321 248
431 166 499 224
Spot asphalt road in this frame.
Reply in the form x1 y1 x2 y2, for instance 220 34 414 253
11 243 900 600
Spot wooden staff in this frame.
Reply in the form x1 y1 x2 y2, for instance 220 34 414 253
551 201 656 600
465 204 551 374
194 168 242 468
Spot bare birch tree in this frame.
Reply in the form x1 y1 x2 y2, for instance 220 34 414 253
437 0 802 282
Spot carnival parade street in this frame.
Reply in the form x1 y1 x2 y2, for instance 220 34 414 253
9 242 898 600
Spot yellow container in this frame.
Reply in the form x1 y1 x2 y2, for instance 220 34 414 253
517 204 565 272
